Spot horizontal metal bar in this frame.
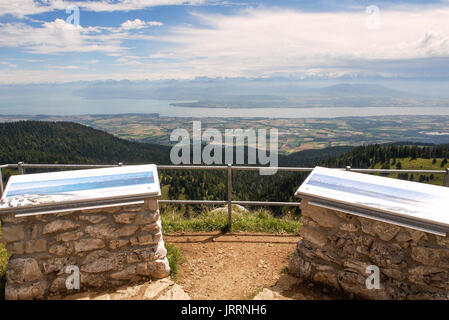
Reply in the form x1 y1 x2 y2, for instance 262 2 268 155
233 201 301 206
21 164 122 169
350 168 447 174
157 165 228 170
158 200 227 205
158 199 301 207
0 163 447 175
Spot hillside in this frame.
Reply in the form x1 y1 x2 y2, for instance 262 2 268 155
0 121 172 165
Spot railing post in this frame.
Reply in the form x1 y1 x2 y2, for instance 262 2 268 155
18 161 24 175
0 167 3 197
444 168 449 187
227 163 232 230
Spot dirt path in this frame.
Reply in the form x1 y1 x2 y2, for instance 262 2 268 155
164 232 300 300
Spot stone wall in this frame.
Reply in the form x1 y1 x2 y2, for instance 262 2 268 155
289 199 449 299
0 199 170 300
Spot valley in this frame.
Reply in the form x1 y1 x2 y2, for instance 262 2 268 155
1 114 449 154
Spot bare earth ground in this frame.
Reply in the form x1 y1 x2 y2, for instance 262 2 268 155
165 232 345 300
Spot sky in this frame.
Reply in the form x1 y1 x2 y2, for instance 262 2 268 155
0 0 449 84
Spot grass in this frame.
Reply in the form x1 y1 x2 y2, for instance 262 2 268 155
373 157 447 186
247 289 262 300
161 205 301 234
165 242 184 281
280 265 289 274
0 221 10 300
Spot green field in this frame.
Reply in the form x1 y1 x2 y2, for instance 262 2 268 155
373 157 447 186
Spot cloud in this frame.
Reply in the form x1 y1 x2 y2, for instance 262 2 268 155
0 62 17 68
2 5 449 83
0 0 208 17
0 18 131 54
151 6 449 78
120 19 163 30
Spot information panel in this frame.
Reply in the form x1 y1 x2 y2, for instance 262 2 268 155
295 166 449 230
0 164 160 214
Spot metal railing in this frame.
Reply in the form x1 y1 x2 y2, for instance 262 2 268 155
1 162 449 228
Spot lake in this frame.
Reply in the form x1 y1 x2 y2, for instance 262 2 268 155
2 93 449 118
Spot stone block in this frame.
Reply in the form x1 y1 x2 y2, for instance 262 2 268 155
56 231 84 242
81 273 105 288
408 266 449 289
141 221 160 232
5 280 47 300
113 213 136 224
110 265 137 280
1 225 25 243
78 215 107 224
359 217 400 241
135 211 159 225
6 241 25 254
411 246 449 268
49 243 73 256
303 205 340 228
81 250 118 273
300 225 328 247
369 241 406 269
395 231 412 242
25 239 47 253
116 225 138 237
74 239 105 253
339 222 359 233
85 223 116 239
288 251 313 278
7 258 42 283
109 239 129 250
337 270 392 300
136 258 170 279
43 220 78 235
313 271 339 289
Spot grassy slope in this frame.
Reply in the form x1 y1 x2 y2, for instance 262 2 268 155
373 157 447 186
161 206 301 234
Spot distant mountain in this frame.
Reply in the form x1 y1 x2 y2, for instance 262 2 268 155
316 83 406 97
67 79 444 109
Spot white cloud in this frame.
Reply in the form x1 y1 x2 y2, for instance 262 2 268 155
120 19 163 30
0 19 129 54
47 65 82 69
2 5 449 83
74 0 206 12
153 7 449 78
0 62 17 68
0 0 207 17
